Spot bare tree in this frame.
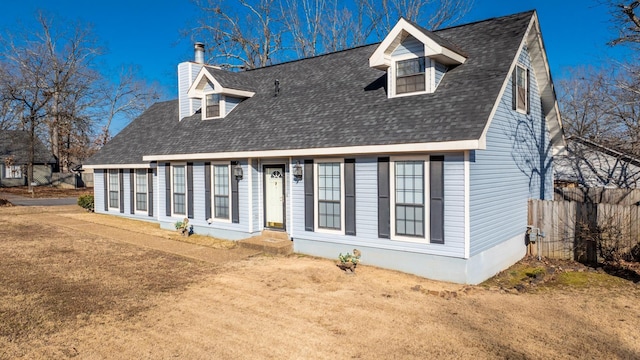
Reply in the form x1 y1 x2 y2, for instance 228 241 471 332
97 65 161 147
558 67 614 141
609 1 640 46
193 0 284 69
0 32 55 190
192 0 473 67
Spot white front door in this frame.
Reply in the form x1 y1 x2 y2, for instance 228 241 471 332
264 166 285 229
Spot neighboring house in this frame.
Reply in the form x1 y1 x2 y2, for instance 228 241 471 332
555 136 640 188
0 130 56 187
84 10 563 284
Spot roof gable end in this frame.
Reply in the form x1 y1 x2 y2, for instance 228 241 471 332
187 67 255 99
369 17 467 70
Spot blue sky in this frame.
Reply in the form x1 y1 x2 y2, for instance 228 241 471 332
1 0 630 131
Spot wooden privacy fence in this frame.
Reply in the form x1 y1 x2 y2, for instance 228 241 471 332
528 199 640 263
554 187 640 206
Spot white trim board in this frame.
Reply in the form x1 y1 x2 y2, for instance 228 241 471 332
141 140 481 162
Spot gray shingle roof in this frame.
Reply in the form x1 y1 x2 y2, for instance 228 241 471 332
0 130 56 164
404 18 468 57
204 65 257 92
86 10 533 165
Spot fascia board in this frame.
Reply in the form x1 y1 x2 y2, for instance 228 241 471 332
83 163 155 169
142 139 483 162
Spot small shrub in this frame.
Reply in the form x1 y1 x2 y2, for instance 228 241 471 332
77 194 94 212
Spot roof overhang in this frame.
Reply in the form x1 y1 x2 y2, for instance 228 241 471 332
142 139 483 162
82 163 156 170
187 67 255 99
480 11 565 154
369 18 467 70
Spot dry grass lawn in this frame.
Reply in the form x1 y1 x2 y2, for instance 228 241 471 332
1 206 639 359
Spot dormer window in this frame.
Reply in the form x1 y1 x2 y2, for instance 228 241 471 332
187 67 255 121
205 93 221 119
396 57 426 95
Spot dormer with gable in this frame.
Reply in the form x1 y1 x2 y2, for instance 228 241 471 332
177 43 255 121
369 18 467 98
187 66 255 120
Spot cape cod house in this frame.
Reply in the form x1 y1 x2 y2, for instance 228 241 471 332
84 10 563 284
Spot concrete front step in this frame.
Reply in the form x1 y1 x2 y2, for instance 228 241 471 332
238 230 292 256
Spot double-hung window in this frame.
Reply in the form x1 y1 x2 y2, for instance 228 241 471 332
394 161 425 237
213 164 230 219
386 156 444 244
135 169 147 212
173 165 186 215
205 93 221 118
317 162 342 231
108 169 119 209
396 57 426 95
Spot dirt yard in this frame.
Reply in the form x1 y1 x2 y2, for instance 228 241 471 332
1 206 639 359
0 186 91 198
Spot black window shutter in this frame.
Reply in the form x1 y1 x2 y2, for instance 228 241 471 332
165 163 171 216
0 164 4 180
119 169 124 213
430 156 445 244
204 162 211 220
345 159 356 236
526 68 531 114
129 169 135 214
147 168 154 217
512 68 517 111
304 160 314 231
103 169 108 212
378 157 390 238
187 162 194 219
231 161 240 223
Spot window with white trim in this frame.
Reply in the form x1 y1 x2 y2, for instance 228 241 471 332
387 156 445 244
213 164 230 219
317 162 342 230
135 169 147 212
173 165 186 215
3 165 21 179
515 64 528 112
395 161 425 237
205 93 221 119
396 57 426 95
108 169 119 209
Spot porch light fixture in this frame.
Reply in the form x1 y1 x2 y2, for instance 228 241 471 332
233 162 243 180
293 161 303 181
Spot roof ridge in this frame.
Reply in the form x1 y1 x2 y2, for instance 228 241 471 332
433 9 536 33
